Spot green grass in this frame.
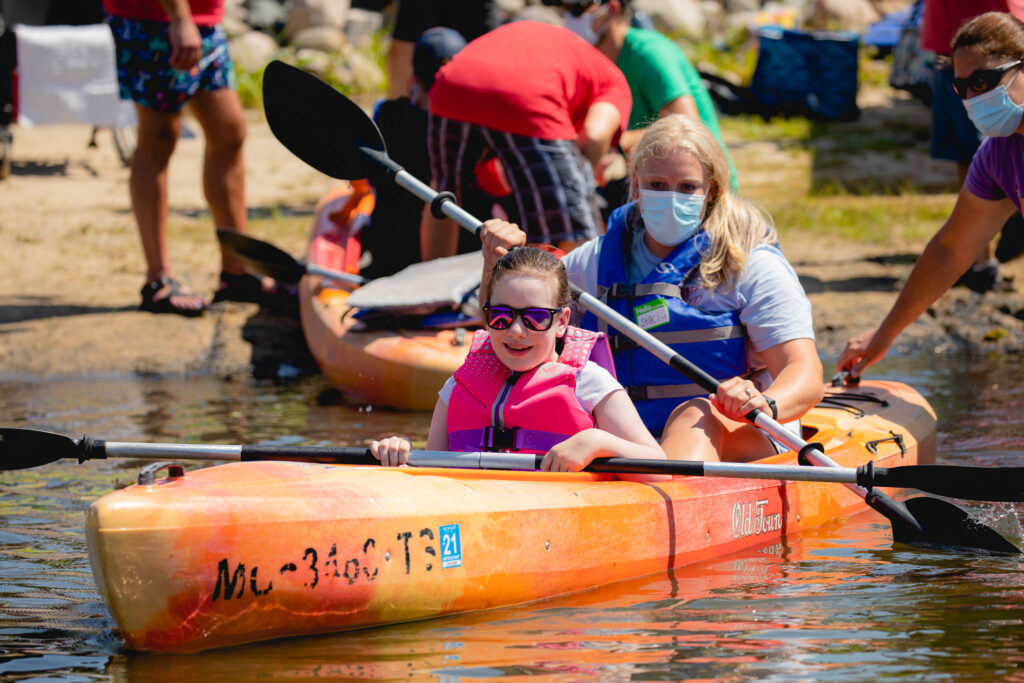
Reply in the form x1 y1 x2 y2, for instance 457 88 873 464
721 115 813 146
232 27 392 112
770 195 952 245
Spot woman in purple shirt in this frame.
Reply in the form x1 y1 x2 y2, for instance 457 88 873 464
839 11 1024 375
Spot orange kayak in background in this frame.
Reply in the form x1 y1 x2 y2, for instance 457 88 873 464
86 380 936 653
298 180 472 410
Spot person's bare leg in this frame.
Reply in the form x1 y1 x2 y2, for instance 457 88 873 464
386 39 415 100
659 398 774 463
132 103 205 311
420 206 460 261
189 87 248 276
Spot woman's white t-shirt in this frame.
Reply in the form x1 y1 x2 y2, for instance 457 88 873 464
561 230 815 390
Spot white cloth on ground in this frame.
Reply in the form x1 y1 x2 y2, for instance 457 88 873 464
14 23 136 127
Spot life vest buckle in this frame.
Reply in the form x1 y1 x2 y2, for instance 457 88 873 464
483 426 518 451
608 283 636 299
626 385 648 402
608 335 638 352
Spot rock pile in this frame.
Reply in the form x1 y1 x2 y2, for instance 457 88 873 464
220 0 913 96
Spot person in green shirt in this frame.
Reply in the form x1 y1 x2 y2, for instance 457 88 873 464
553 0 738 201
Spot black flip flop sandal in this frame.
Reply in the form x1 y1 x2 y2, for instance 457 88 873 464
139 277 206 317
212 271 297 309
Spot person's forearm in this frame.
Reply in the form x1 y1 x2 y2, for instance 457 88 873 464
618 128 644 156
875 231 973 347
763 356 824 423
578 101 621 167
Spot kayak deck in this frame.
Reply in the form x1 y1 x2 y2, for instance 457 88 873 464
86 380 935 653
298 180 472 410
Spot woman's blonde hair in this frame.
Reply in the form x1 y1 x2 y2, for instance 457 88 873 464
628 114 776 291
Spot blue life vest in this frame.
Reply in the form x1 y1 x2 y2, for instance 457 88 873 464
580 202 749 433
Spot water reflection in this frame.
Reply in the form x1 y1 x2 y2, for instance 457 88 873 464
1 356 1023 681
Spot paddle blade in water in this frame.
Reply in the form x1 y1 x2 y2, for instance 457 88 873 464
216 230 307 286
894 496 1022 554
0 428 78 470
263 60 389 180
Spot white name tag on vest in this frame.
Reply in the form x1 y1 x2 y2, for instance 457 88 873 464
634 298 670 330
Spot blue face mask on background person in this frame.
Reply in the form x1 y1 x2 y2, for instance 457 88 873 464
563 6 608 46
638 189 706 247
964 73 1024 138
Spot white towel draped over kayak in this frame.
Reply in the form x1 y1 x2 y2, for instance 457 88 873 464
346 251 483 315
14 23 136 127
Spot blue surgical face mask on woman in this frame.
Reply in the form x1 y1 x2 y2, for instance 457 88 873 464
964 72 1024 138
638 189 706 247
564 5 609 46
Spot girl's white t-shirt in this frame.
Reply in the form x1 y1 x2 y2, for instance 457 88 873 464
438 360 622 414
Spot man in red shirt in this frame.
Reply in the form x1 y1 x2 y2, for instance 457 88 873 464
422 20 632 257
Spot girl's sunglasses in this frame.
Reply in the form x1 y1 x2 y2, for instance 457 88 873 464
483 304 561 331
952 60 1022 99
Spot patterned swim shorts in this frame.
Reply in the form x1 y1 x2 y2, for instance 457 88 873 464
107 15 236 114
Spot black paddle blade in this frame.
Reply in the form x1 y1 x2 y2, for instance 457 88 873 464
263 60 391 181
216 230 307 286
893 496 1022 554
0 427 78 470
875 464 1024 502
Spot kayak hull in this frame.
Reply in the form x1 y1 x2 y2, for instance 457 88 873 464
299 181 471 410
86 380 936 653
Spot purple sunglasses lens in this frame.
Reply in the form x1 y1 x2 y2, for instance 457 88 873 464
522 308 556 330
485 307 514 328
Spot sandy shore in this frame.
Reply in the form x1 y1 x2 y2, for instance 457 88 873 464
3 99 1024 382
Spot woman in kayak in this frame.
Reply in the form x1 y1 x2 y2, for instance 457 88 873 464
839 11 1024 376
479 114 823 463
371 246 665 475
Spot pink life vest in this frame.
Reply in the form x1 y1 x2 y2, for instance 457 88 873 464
447 326 616 454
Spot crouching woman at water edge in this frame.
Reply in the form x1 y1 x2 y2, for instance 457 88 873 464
480 114 823 463
371 247 666 479
840 12 1024 377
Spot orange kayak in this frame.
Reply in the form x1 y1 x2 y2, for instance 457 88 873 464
298 180 473 410
85 379 936 653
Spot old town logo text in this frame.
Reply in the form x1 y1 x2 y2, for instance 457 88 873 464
732 499 782 539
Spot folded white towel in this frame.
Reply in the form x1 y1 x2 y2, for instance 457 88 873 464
14 23 136 127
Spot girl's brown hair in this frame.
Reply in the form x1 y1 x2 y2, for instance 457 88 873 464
488 247 572 308
952 12 1024 60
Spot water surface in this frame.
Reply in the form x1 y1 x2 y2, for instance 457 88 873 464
1 356 1022 681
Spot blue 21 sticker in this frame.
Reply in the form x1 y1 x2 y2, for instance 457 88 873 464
440 523 462 569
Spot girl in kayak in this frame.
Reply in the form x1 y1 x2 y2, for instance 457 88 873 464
371 246 665 475
478 114 823 463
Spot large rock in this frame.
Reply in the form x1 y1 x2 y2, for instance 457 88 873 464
290 25 346 53
513 4 562 24
283 0 350 42
229 30 279 73
801 0 880 32
345 7 385 46
245 0 289 31
631 0 706 40
346 50 386 93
